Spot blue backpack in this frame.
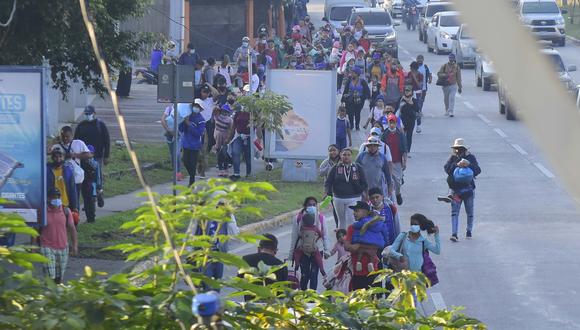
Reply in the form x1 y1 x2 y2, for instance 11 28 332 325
453 167 474 184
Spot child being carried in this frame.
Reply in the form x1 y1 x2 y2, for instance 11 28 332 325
349 201 388 273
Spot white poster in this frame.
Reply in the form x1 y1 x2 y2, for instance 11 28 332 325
265 70 337 159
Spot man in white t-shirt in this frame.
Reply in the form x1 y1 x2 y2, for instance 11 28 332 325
55 126 92 212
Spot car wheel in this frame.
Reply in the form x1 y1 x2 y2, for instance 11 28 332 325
435 40 443 55
560 37 566 47
483 77 491 91
476 68 482 87
506 100 516 120
427 39 433 53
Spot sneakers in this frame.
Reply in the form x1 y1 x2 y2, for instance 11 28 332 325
449 111 455 117
416 126 422 133
445 110 450 116
229 174 241 181
97 190 105 208
367 262 375 273
466 231 472 239
437 195 452 203
450 234 459 242
176 172 184 181
396 194 403 205
356 261 363 272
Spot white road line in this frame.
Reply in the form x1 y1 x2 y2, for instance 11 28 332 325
403 49 411 55
431 292 448 310
229 229 292 255
477 114 491 124
494 128 508 138
511 144 528 155
534 162 555 178
463 101 475 110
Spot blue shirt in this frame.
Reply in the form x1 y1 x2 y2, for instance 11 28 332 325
389 232 440 272
336 117 348 139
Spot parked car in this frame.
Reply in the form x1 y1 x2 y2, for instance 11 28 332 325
451 24 476 68
324 0 369 31
498 48 578 120
418 1 452 43
390 0 404 18
347 7 399 57
475 52 496 91
426 11 461 55
517 0 567 47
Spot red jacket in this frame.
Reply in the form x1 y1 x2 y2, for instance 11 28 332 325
380 66 405 94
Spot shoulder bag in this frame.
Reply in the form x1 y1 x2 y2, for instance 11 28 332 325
421 240 439 286
387 232 409 272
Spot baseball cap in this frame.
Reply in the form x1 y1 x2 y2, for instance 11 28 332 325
349 201 371 211
449 53 456 60
365 136 381 146
370 127 382 136
352 67 362 75
193 98 205 109
242 36 250 42
50 145 65 155
84 105 96 114
387 113 397 122
372 53 381 60
47 187 61 197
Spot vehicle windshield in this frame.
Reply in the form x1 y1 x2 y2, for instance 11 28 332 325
426 4 452 17
440 15 460 27
522 2 560 14
546 53 565 72
460 28 471 39
330 6 357 21
349 12 392 26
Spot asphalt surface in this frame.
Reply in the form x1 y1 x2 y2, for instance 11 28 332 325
89 1 580 328
221 2 580 329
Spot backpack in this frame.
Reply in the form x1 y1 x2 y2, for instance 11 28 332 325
297 212 323 255
80 158 97 181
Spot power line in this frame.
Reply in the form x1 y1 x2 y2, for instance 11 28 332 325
0 0 17 27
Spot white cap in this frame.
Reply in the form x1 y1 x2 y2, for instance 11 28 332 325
370 127 382 136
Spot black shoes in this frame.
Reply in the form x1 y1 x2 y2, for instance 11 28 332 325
450 234 458 242
396 194 403 205
466 231 472 239
97 190 104 208
437 195 452 203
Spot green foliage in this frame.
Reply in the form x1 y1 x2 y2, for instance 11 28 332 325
0 186 486 329
0 0 153 98
237 91 293 138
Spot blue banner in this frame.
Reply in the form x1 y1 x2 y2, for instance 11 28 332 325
0 67 46 226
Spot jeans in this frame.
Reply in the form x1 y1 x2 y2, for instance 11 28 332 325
202 262 224 290
451 191 475 235
404 121 416 152
417 90 427 126
81 178 96 222
299 253 319 290
443 84 458 114
217 145 230 171
391 162 403 196
197 132 208 176
166 137 181 172
333 196 360 229
231 136 251 176
182 148 200 186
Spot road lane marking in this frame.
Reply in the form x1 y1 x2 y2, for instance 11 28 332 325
511 144 528 155
229 229 292 255
534 162 555 178
403 49 411 55
477 114 491 124
463 101 475 110
494 128 507 138
431 292 447 310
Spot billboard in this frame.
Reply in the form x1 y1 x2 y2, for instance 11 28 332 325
265 70 337 159
0 67 46 226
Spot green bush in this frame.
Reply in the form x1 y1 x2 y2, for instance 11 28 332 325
0 183 486 329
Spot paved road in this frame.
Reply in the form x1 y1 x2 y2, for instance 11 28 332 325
221 2 580 330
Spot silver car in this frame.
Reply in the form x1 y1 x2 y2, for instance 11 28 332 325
475 53 496 91
347 7 399 57
418 1 453 43
451 24 476 68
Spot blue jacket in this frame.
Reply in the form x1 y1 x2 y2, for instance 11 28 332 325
179 112 206 150
46 163 77 209
374 204 399 246
352 215 389 248
390 232 441 272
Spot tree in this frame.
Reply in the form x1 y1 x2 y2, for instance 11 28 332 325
0 184 486 329
237 91 293 139
0 0 153 98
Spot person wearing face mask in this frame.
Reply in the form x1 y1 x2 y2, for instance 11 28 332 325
203 57 217 86
388 214 440 274
289 196 329 290
356 136 393 202
342 67 370 131
233 37 257 78
178 101 206 186
415 55 432 133
178 43 199 66
39 188 78 284
74 106 110 206
319 144 341 227
56 126 92 212
164 40 179 64
437 53 463 117
264 39 280 69
381 64 405 113
381 114 407 206
397 85 420 153
440 138 481 242
216 54 233 87
229 102 252 180
46 146 78 216
324 148 368 229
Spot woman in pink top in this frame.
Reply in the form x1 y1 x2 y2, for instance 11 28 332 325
39 188 78 284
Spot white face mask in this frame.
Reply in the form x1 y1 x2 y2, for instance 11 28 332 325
242 42 249 47
85 114 95 121
189 49 195 54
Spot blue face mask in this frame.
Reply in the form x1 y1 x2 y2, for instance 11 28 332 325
85 114 95 121
192 107 200 113
410 225 421 233
306 206 317 214
50 199 62 208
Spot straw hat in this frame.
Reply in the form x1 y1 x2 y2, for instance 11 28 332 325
451 138 468 149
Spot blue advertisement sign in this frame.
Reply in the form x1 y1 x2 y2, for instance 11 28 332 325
0 67 46 226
